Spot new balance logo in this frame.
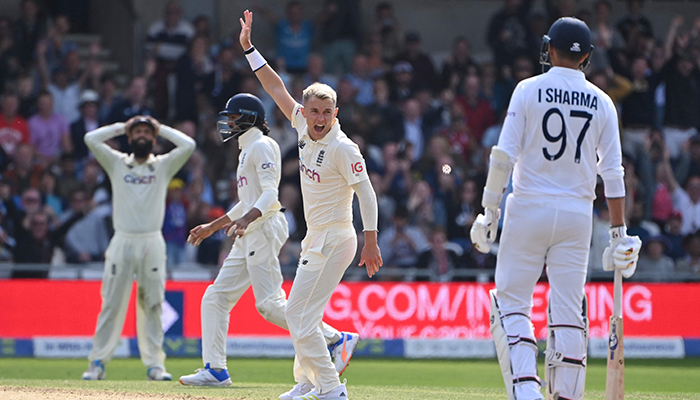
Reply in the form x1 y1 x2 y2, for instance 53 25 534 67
570 42 581 52
340 392 346 397
298 140 306 149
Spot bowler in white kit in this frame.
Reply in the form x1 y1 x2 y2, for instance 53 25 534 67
178 93 353 389
470 17 641 400
239 10 383 400
81 115 195 381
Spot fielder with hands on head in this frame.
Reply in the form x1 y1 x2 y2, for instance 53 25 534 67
179 93 356 387
81 115 196 381
470 17 641 400
240 10 382 400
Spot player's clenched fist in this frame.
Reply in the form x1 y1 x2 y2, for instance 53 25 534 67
470 208 500 253
602 225 642 278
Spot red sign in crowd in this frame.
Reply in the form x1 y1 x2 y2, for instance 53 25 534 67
1 280 699 339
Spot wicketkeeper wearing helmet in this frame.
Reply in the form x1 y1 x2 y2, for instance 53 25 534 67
82 116 196 381
179 93 349 387
471 17 641 400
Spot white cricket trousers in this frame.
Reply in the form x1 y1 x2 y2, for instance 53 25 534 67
201 213 341 369
495 195 591 400
286 223 357 394
88 231 167 369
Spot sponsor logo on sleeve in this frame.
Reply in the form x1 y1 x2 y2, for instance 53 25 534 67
351 161 364 175
261 162 275 169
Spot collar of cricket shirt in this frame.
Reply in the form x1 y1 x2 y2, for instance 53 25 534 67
124 153 157 167
238 127 263 149
309 118 340 145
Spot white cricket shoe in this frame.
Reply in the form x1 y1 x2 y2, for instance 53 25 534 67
147 366 172 381
293 381 349 400
82 360 105 380
329 332 359 375
279 382 314 400
179 363 232 386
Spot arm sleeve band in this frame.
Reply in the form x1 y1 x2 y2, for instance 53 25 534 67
352 179 379 232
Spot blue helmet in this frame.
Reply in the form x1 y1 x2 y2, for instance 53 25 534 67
217 93 266 142
540 17 594 72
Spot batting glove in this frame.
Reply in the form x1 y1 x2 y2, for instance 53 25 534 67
602 225 642 278
470 208 500 254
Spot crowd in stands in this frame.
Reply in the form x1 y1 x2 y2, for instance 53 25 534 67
0 0 699 282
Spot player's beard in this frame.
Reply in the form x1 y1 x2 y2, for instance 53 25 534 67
132 139 153 159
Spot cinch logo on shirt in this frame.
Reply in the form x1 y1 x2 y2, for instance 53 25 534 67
124 174 156 184
238 176 248 187
299 162 321 183
261 162 275 169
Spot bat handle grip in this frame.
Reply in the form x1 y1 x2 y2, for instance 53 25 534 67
613 269 623 318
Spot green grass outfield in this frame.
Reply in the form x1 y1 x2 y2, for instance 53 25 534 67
1 357 700 399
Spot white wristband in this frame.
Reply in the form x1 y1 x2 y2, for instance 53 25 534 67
244 46 267 72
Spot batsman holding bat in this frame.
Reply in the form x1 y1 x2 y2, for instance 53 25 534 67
470 17 641 400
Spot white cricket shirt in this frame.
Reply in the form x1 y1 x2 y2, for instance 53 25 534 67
498 67 625 212
226 127 283 230
291 103 370 228
84 123 196 234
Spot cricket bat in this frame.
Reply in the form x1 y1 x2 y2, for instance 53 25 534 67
605 269 624 400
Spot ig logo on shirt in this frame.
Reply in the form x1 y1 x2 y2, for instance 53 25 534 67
351 162 363 175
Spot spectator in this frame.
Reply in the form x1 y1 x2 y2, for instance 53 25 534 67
0 90 29 157
55 153 82 200
42 14 77 73
616 0 653 46
13 210 54 269
63 187 111 264
16 73 37 119
662 211 686 261
38 169 61 216
441 36 479 92
210 46 243 111
192 15 211 39
3 143 42 195
389 61 414 102
378 205 429 268
316 0 362 75
590 0 624 73
145 0 195 118
457 75 496 144
676 232 700 276
634 235 675 282
336 78 368 137
175 35 214 122
70 89 100 162
345 54 375 106
268 107 297 158
14 0 47 67
406 180 447 234
163 178 188 269
97 74 119 124
438 101 472 161
27 90 71 163
364 34 391 79
487 0 533 69
365 78 403 147
303 53 337 90
396 31 438 92
107 76 154 151
400 97 426 161
447 179 479 249
676 136 700 187
371 2 402 61
255 1 314 74
0 17 21 91
621 57 659 159
416 227 466 281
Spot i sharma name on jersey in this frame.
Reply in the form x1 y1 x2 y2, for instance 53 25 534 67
538 88 598 110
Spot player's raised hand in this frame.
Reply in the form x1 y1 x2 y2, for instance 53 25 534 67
470 207 500 253
239 9 253 50
187 223 214 247
359 242 383 278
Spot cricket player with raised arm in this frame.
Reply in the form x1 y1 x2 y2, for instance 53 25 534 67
178 93 358 388
81 115 196 381
470 18 642 400
239 10 382 400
